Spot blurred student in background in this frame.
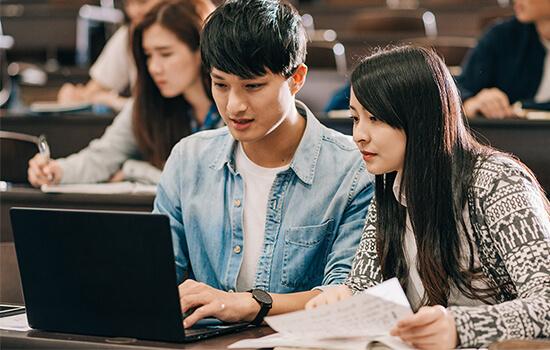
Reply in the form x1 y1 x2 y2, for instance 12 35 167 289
28 0 220 186
307 46 550 349
457 0 550 119
57 0 214 111
57 0 161 111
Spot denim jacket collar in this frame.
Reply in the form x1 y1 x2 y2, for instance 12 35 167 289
209 100 322 185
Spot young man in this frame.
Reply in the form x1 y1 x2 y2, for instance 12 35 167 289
154 0 374 328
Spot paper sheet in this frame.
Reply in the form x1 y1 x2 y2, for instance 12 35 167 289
0 313 31 332
41 182 157 195
229 278 414 349
265 278 412 339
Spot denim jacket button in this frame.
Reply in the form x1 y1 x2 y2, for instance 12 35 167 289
233 199 241 207
233 245 242 254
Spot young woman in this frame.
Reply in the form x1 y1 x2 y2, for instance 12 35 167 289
28 0 221 186
306 46 550 349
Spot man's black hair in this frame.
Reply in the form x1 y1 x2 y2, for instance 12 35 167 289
201 0 307 79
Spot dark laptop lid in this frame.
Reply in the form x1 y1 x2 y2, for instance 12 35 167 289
10 208 186 342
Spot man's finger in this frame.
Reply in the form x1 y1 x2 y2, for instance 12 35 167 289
178 280 205 295
180 293 212 313
183 302 221 328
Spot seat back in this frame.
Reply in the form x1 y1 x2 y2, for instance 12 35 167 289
349 9 437 37
306 40 347 74
405 36 477 67
0 131 39 184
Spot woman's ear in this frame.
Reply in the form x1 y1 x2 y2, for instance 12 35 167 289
288 64 308 95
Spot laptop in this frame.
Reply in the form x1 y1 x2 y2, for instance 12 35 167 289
10 207 251 342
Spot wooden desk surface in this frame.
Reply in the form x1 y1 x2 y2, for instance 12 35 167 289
0 326 274 350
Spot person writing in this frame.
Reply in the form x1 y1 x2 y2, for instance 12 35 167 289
306 45 550 349
28 0 220 186
154 0 374 328
458 0 550 118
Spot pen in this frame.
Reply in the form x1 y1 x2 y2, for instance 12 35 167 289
37 134 53 181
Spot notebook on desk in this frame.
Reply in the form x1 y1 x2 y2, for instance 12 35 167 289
9 207 251 342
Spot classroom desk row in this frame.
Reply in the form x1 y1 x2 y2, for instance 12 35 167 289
2 109 548 193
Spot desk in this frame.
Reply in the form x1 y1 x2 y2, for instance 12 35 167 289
0 111 115 158
0 326 273 350
318 117 550 195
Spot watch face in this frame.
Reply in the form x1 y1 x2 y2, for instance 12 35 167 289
252 289 272 305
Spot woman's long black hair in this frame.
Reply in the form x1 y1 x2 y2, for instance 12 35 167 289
351 45 514 306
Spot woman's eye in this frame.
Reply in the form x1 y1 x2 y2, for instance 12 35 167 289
349 115 359 123
246 84 264 89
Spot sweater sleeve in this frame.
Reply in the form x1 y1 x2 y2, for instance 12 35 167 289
449 160 550 348
122 159 162 185
57 100 140 184
344 199 384 293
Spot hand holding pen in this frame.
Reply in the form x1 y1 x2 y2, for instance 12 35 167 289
27 135 63 187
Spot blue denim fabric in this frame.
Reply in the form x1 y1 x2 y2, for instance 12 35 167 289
154 101 374 293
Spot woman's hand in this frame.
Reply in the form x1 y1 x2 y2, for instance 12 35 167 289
27 154 63 187
390 305 458 350
57 83 86 104
109 170 125 183
304 285 352 309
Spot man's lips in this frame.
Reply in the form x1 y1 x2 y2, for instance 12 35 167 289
230 118 254 124
229 117 254 130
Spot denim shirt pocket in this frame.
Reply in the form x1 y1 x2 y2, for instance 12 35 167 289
281 219 335 290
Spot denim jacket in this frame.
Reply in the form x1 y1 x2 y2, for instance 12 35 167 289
154 101 374 293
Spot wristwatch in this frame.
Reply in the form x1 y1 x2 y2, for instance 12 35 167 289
249 289 273 326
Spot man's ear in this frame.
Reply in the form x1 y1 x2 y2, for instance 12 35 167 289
288 63 308 95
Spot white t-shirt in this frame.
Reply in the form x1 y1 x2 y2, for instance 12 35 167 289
535 38 550 103
235 143 289 292
89 26 137 93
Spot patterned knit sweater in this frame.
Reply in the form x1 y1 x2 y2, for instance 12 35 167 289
345 155 550 348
